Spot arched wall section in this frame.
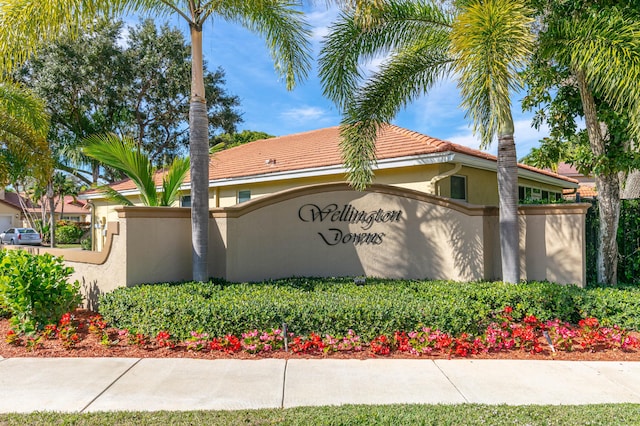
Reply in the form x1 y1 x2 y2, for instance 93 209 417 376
15 183 588 307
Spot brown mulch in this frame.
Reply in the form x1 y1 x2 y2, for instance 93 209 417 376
2 309 640 361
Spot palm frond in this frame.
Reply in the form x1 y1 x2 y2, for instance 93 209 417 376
0 0 175 73
450 0 534 148
94 185 135 206
539 8 640 139
319 0 454 110
83 134 158 206
160 156 190 207
218 0 312 91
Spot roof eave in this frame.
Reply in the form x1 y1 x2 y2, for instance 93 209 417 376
451 152 579 189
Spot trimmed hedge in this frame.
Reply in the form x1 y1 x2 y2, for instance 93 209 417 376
95 278 640 341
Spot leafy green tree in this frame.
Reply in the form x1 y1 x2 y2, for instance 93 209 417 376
123 19 242 165
210 130 275 151
319 0 534 283
83 134 189 207
16 19 242 183
524 0 640 285
0 0 311 282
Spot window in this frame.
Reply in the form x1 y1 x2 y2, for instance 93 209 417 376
238 190 251 204
450 175 467 201
180 195 191 207
519 185 562 203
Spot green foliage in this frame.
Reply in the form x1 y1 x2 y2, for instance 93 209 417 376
581 285 640 330
617 199 640 284
0 82 52 187
83 134 189 207
15 19 242 184
55 223 84 244
80 237 92 251
585 199 640 285
210 130 274 151
0 250 82 334
99 278 598 341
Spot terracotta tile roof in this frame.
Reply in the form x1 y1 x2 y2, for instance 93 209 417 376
0 192 34 210
564 185 597 199
87 124 577 195
1 193 88 215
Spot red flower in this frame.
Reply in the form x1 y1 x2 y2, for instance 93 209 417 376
504 306 513 314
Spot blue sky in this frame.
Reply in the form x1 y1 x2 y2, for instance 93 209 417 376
147 4 548 159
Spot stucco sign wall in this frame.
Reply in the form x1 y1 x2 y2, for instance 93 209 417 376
217 183 491 283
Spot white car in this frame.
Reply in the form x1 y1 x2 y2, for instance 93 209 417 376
0 228 42 245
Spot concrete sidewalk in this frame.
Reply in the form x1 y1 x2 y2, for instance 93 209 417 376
0 357 639 413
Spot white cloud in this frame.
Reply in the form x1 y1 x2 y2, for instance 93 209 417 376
443 117 549 157
280 106 334 124
307 8 339 42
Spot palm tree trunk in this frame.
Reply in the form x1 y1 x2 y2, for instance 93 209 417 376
189 25 209 282
575 69 619 285
46 181 56 247
497 122 520 283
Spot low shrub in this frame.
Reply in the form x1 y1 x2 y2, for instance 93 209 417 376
98 278 592 340
55 223 85 244
80 237 92 251
0 250 82 334
580 285 640 330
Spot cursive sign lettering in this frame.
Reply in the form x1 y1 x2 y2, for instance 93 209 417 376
298 203 402 230
299 203 402 246
318 228 385 246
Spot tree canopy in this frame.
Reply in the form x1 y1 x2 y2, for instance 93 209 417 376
15 19 242 184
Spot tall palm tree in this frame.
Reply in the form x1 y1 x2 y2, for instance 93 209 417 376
84 134 189 207
535 3 640 285
0 1 311 281
319 0 534 283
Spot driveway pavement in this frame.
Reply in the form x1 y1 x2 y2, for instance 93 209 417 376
0 357 639 413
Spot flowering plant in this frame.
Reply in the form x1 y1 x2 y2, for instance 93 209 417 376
155 330 175 349
210 334 241 353
3 307 639 358
57 313 79 349
239 329 284 354
185 331 209 352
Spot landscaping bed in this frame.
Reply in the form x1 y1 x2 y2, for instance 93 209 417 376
2 307 639 361
2 263 640 361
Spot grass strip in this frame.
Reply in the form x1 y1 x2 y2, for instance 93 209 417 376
1 404 639 425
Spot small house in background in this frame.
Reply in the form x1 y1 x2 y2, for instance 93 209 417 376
0 190 90 231
0 189 24 231
22 195 91 223
554 163 597 201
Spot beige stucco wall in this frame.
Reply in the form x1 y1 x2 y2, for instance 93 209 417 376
40 182 588 306
0 202 20 229
519 205 587 286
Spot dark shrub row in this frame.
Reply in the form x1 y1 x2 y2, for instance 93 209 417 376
98 278 640 341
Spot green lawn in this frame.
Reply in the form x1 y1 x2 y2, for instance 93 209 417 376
48 243 82 249
1 404 639 425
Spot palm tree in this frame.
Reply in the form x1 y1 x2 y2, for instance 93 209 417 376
319 0 533 283
83 134 189 207
534 3 640 285
0 82 52 186
0 0 311 281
